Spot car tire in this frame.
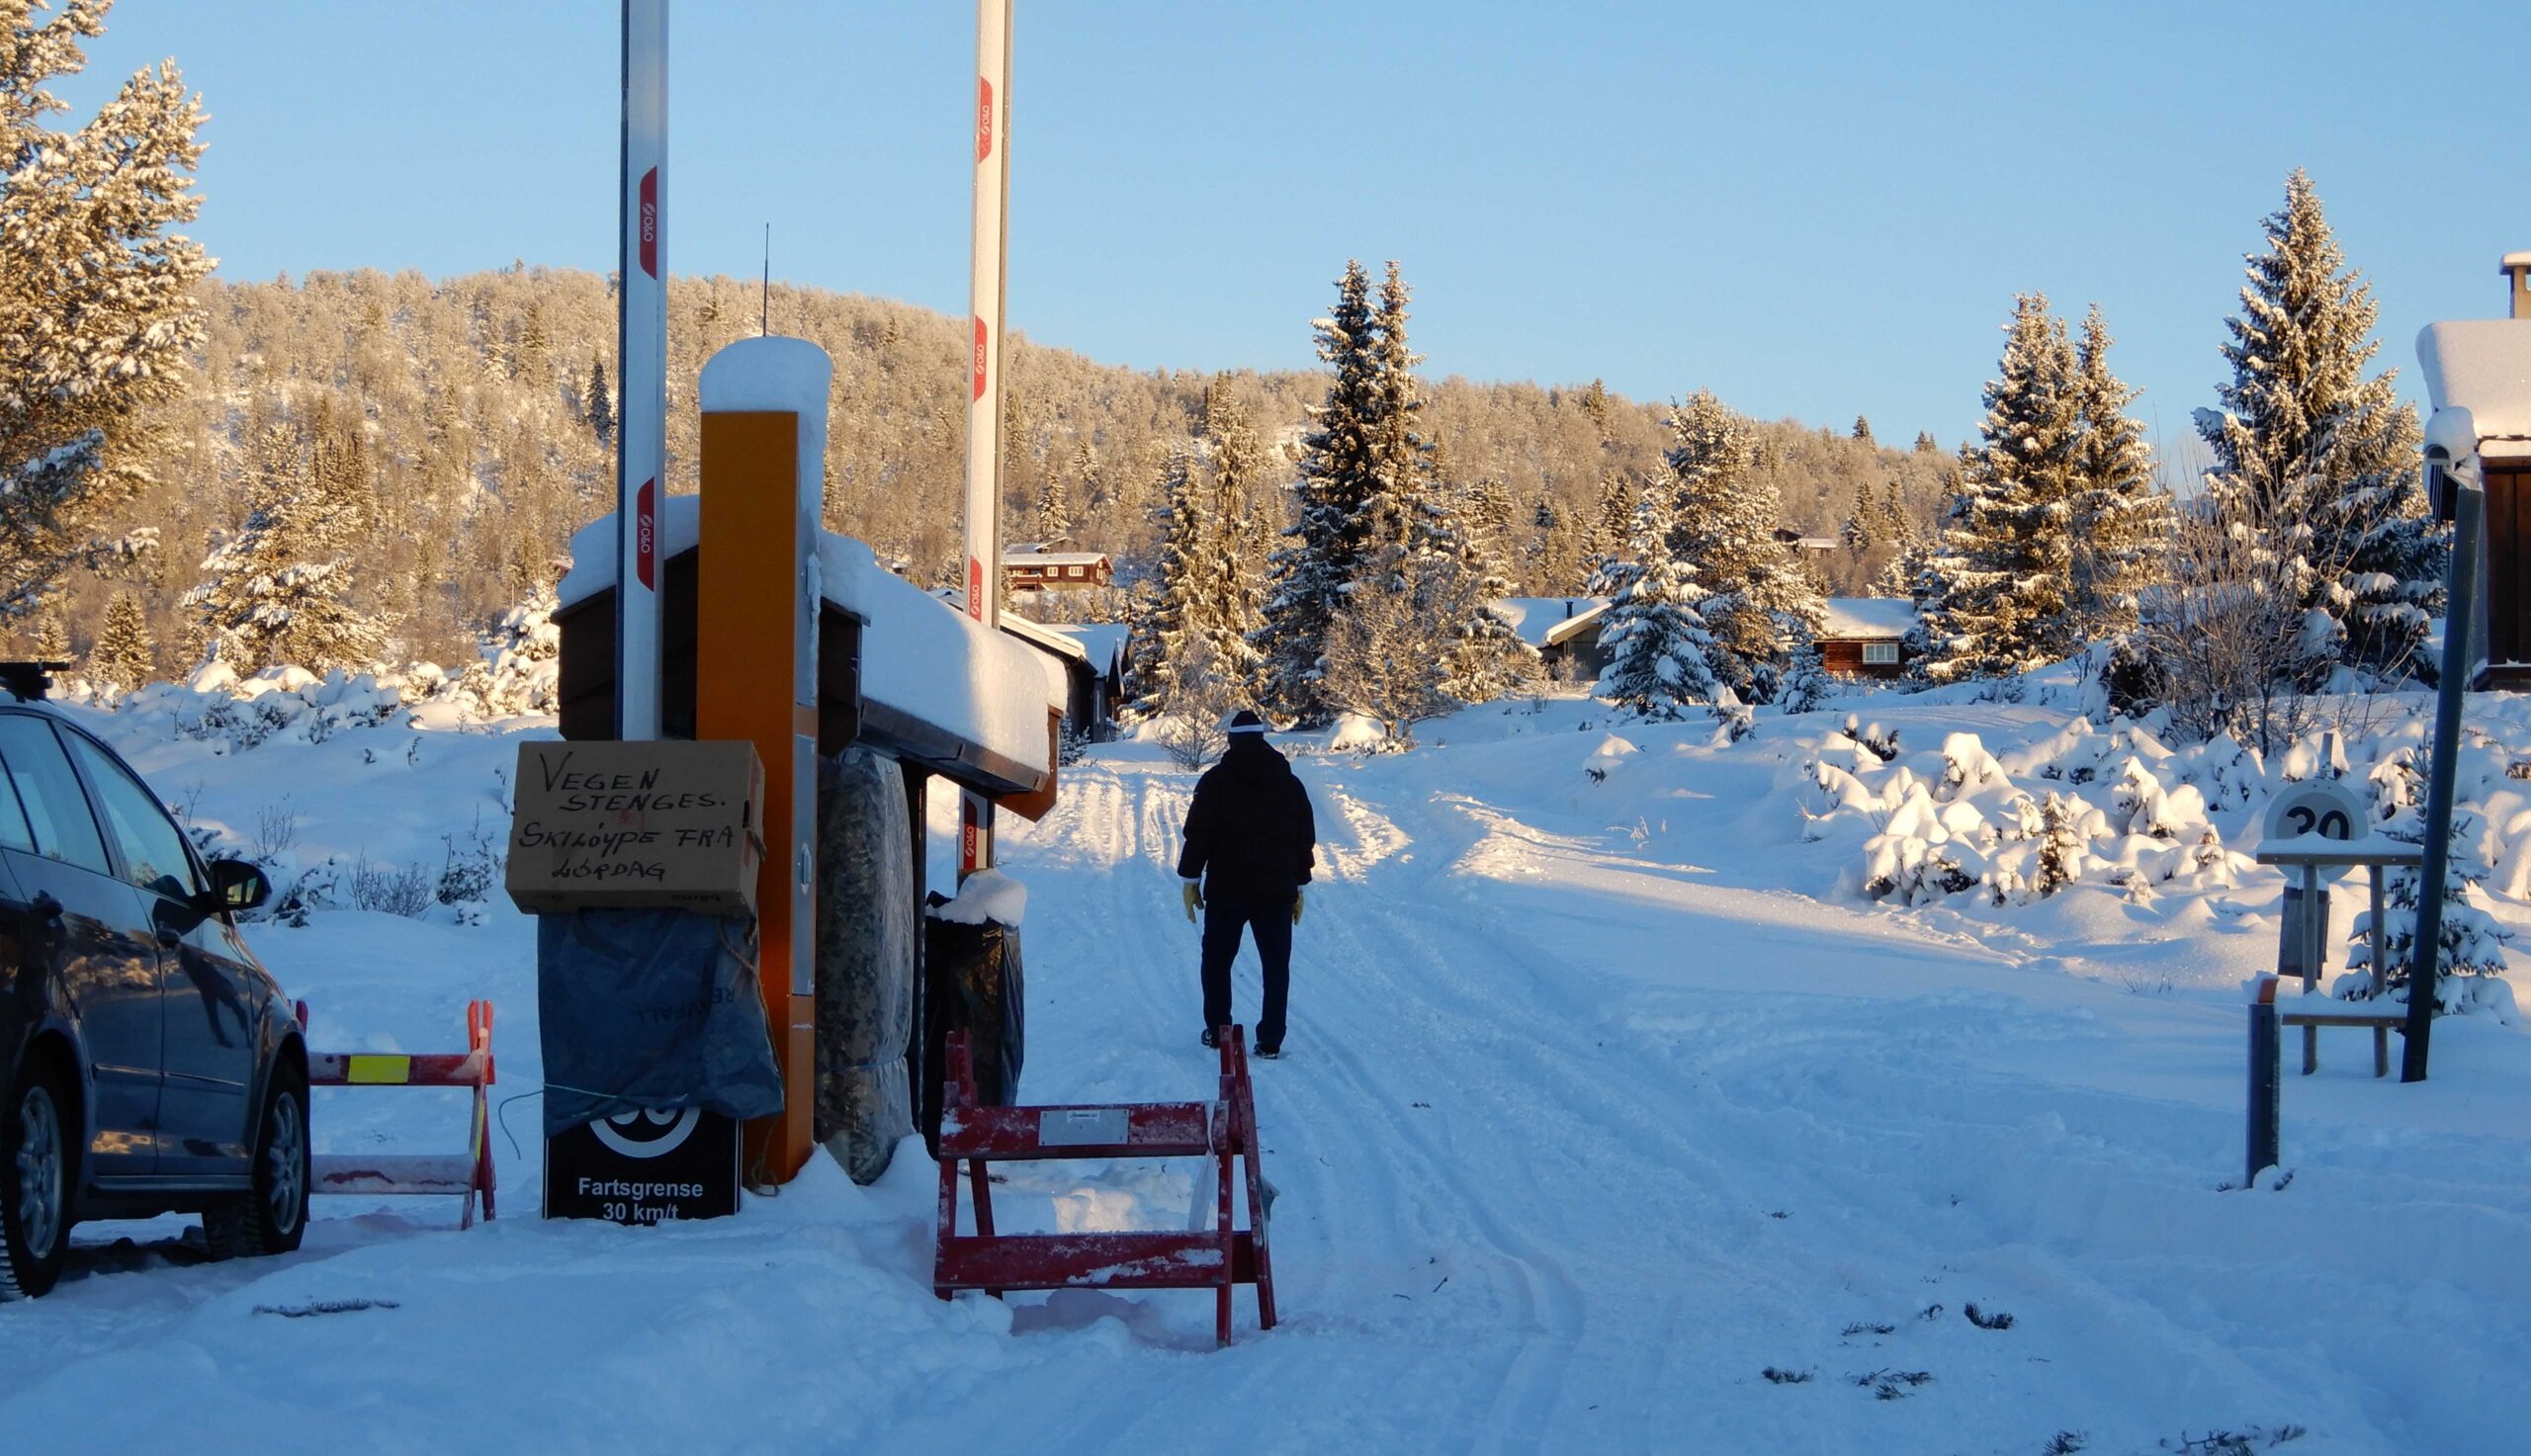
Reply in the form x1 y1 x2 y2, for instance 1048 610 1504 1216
203 1063 308 1261
0 1057 72 1300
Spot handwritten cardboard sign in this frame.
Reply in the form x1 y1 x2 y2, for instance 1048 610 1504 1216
506 740 765 916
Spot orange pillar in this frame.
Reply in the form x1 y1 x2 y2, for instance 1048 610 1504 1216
695 338 831 1185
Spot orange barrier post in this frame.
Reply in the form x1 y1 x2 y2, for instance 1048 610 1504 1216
696 337 832 1185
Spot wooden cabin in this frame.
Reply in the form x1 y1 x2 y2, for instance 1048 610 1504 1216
2417 255 2531 689
1493 598 1612 683
1817 598 1916 679
1004 548 1113 593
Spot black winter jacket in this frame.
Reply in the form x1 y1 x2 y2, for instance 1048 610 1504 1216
1177 734 1317 898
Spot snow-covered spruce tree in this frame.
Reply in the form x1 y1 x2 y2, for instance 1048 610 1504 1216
0 1 209 625
2067 304 2171 638
585 356 614 447
1595 485 1718 721
2344 752 2513 1015
184 422 393 673
1034 464 1075 545
1914 295 2083 685
1133 444 1226 717
1583 471 1639 596
1775 619 1829 715
1197 392 1270 691
87 589 153 695
1316 264 1528 719
1662 388 1820 702
1436 475 1538 705
1257 260 1382 725
454 589 560 719
2195 169 2442 679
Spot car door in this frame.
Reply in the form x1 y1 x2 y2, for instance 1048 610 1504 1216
62 729 256 1181
0 712 163 1181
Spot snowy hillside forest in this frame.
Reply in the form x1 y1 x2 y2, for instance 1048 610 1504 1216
7 261 1954 681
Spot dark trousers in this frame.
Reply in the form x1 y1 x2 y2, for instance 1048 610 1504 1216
1199 889 1293 1049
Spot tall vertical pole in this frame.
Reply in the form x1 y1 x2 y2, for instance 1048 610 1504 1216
2400 476 2484 1080
959 0 1013 881
617 0 668 740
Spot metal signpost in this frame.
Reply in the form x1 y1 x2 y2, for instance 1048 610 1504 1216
959 0 1013 883
617 0 668 741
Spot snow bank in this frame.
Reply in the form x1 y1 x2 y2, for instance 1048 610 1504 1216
930 867 1027 927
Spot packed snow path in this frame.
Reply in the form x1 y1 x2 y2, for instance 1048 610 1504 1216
3 709 2527 1454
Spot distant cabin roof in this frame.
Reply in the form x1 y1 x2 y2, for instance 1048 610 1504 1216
2418 319 2531 459
1818 597 1917 641
1490 597 1610 648
1004 550 1109 566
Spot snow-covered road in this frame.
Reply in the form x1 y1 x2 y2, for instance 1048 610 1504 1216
3 708 2526 1454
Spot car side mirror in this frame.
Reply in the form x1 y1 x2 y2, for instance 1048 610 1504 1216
204 859 271 914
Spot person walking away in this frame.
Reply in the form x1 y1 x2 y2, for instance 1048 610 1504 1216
1178 711 1316 1059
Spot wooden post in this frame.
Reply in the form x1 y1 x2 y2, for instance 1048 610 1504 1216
2368 864 2390 1078
2247 979 2280 1188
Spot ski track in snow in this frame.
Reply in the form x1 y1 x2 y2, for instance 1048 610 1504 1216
3 710 2528 1455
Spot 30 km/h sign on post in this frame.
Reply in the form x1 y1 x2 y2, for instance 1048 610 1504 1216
959 0 1013 881
616 0 668 741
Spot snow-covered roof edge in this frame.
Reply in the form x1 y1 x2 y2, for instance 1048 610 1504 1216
1818 597 1917 640
2417 319 2531 460
557 504 1053 780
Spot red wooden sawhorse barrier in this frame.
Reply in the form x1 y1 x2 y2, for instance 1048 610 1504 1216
296 999 497 1229
933 1026 1277 1347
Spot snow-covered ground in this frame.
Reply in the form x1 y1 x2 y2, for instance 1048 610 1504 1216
3 690 2526 1455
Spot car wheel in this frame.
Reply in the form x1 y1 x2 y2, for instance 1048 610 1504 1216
0 1058 71 1300
203 1063 308 1260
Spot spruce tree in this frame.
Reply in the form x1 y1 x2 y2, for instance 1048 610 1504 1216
1915 295 2084 684
2068 304 2172 638
1 2 210 624
1035 467 1075 545
1914 431 1938 453
2196 169 2442 677
88 589 153 695
1852 415 1874 443
1583 471 1636 595
586 357 615 447
1596 484 1718 721
1663 389 1820 702
1258 260 1380 724
184 423 393 672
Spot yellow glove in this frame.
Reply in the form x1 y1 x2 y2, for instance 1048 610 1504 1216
1291 891 1305 926
1182 881 1202 923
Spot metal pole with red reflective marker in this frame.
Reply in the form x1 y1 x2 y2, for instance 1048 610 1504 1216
616 0 668 740
958 0 1012 880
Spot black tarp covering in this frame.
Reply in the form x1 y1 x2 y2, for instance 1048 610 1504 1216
537 907 784 1137
920 899 1025 1153
814 748 916 1183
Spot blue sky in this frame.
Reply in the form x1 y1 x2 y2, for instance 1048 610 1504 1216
57 0 2531 454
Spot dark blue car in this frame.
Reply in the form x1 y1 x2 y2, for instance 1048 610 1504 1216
0 684 305 1300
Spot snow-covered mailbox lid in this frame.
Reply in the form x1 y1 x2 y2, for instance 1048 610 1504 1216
552 497 1059 802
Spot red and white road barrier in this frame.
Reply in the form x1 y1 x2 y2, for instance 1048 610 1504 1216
932 1025 1279 1347
298 999 498 1229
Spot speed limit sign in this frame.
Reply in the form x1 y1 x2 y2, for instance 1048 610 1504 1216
2258 780 2371 876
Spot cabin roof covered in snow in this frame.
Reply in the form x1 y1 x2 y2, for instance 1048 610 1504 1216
1490 597 1610 648
556 497 1052 782
2417 319 2531 459
1004 549 1110 567
1043 621 1129 674
1818 597 1917 640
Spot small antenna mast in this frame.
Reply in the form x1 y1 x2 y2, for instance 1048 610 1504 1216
760 222 770 336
